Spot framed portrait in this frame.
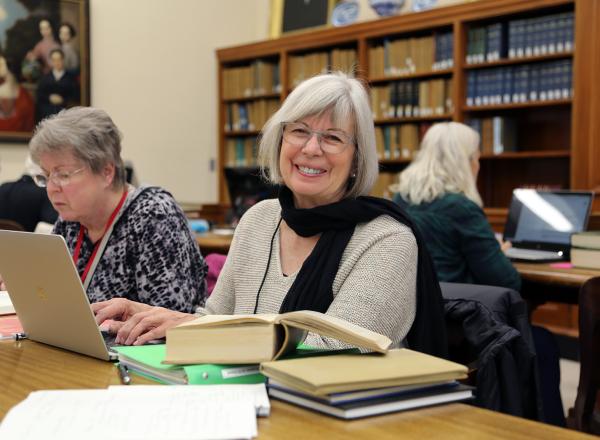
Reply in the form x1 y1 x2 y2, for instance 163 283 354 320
0 0 89 142
270 0 336 38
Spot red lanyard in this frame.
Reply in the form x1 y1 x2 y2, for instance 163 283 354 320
73 190 128 283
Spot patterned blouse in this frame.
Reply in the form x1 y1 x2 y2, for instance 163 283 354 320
53 186 207 312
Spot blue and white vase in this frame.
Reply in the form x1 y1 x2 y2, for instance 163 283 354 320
369 0 404 17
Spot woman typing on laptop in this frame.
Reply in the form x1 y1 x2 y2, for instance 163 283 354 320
390 122 521 292
92 73 447 357
19 107 208 312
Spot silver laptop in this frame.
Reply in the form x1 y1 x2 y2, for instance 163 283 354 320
503 189 593 262
0 230 117 361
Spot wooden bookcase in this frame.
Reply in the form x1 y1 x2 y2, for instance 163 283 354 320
216 0 600 217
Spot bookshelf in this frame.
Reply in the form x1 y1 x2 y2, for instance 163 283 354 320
216 0 600 216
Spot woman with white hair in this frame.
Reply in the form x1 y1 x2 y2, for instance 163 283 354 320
93 72 447 357
392 122 520 291
27 107 208 312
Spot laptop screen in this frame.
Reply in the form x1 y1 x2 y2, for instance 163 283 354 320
503 189 593 248
224 167 279 224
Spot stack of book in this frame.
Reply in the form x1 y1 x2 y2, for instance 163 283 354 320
260 349 472 419
571 231 600 269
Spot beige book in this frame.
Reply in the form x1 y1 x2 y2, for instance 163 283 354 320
260 348 468 396
164 310 392 365
571 248 600 270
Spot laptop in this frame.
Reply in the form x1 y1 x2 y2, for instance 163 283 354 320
0 230 118 361
503 189 594 262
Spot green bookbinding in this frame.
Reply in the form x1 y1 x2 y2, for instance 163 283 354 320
114 344 265 385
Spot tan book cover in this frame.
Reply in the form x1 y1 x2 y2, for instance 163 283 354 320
164 310 392 365
260 348 468 396
571 231 600 250
571 247 600 270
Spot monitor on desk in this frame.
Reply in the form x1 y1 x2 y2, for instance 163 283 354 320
503 189 593 260
224 167 278 225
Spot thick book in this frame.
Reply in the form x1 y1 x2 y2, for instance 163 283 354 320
268 378 460 405
114 344 265 385
268 382 474 420
570 248 600 270
571 231 600 250
260 348 468 396
164 310 391 365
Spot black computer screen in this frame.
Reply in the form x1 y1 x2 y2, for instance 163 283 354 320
503 190 593 245
224 167 279 225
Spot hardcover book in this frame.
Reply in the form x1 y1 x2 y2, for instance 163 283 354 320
260 348 468 396
164 310 392 365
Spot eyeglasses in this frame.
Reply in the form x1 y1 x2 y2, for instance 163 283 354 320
33 167 85 188
281 122 354 154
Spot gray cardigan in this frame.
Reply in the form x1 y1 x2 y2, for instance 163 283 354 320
197 199 418 349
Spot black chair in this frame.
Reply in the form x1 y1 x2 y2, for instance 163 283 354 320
440 282 545 422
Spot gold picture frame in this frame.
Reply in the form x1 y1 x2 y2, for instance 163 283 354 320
0 0 90 142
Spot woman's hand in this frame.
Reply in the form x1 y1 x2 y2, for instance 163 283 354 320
112 307 196 346
91 298 153 326
0 274 6 291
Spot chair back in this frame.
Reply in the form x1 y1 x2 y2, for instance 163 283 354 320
440 282 543 421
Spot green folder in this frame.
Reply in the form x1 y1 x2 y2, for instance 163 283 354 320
113 344 265 385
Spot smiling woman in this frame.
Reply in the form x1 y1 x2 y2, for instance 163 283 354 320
92 73 447 359
27 107 208 313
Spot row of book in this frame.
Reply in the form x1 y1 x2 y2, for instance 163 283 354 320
222 60 281 99
371 79 453 119
375 123 429 161
369 32 453 77
225 136 258 167
224 99 279 132
465 60 572 107
466 11 574 64
466 117 517 156
288 48 357 87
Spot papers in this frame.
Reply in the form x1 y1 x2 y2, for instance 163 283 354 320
108 384 271 416
0 291 15 315
0 384 269 440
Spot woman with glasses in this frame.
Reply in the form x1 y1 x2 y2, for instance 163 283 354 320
93 73 446 357
26 106 208 313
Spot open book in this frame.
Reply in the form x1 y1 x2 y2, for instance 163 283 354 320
164 310 392 364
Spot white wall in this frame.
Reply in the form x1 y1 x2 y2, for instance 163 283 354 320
90 0 270 203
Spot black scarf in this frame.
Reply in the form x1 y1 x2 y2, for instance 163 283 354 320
277 186 448 358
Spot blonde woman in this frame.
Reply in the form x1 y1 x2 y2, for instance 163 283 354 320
392 122 520 291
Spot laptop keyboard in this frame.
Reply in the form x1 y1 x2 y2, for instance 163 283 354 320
505 247 562 261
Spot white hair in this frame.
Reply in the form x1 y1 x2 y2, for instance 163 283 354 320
393 122 482 206
29 107 127 189
258 72 379 198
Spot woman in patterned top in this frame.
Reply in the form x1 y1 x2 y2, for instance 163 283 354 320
391 122 520 291
27 106 207 312
93 73 447 357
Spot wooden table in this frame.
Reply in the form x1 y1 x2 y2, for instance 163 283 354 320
514 262 600 434
196 232 233 255
0 338 593 439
